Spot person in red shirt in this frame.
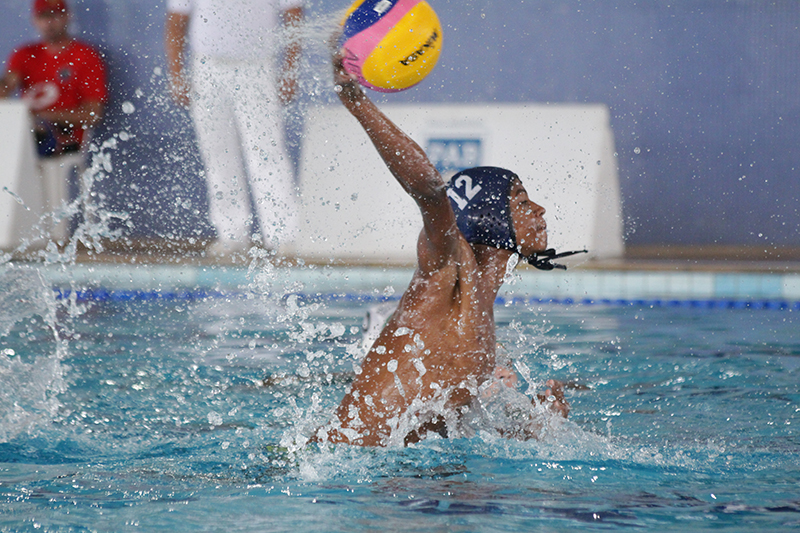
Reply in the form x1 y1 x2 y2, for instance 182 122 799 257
0 0 107 243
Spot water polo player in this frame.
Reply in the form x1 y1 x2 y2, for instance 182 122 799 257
312 52 577 447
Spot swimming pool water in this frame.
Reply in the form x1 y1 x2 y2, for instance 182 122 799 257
1 264 799 532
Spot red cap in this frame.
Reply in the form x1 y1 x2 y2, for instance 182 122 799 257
33 0 68 16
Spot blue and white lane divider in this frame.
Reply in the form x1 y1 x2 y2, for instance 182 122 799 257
53 287 800 311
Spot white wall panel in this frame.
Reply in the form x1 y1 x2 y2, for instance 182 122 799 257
297 103 624 265
0 102 43 250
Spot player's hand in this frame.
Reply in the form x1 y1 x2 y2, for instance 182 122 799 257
332 50 365 105
537 379 570 418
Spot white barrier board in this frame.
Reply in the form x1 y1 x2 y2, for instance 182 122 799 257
297 103 624 264
0 101 43 250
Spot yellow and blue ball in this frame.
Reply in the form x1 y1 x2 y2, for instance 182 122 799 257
340 0 443 93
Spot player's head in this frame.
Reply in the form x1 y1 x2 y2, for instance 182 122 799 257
446 166 522 252
447 167 587 271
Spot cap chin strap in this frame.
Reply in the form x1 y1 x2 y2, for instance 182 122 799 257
524 248 588 271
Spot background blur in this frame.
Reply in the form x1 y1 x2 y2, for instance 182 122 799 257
1 0 798 254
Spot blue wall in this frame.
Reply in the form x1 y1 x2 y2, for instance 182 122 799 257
2 0 799 247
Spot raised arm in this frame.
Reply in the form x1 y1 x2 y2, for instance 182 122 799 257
333 55 460 271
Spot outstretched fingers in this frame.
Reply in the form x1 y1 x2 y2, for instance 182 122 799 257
332 51 365 104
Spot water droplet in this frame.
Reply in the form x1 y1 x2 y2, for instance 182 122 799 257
207 412 223 426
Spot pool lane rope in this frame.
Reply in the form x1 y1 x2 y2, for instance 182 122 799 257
53 287 800 311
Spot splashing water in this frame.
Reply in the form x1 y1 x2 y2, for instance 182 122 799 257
3 135 132 267
0 125 138 444
0 269 798 531
0 267 67 442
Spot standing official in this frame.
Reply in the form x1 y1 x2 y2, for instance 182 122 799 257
165 0 304 259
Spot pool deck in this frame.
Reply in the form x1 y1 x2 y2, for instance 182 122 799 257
6 243 800 304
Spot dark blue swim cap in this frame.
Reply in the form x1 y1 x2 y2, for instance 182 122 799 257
446 166 519 251
447 167 590 270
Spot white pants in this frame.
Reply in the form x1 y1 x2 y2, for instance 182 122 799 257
190 56 298 250
38 152 83 243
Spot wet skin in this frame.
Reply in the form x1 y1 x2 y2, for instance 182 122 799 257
316 55 568 446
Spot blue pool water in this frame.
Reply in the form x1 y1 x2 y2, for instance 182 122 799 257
1 264 799 532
